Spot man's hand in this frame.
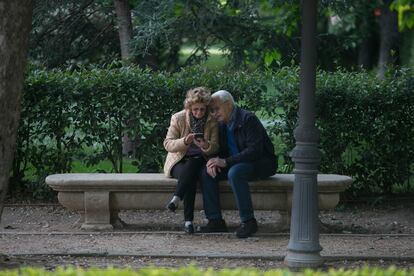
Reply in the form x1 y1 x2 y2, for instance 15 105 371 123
206 164 220 178
206 157 227 178
207 157 227 168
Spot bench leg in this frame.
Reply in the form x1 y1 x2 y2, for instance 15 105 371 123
81 191 113 230
75 210 125 229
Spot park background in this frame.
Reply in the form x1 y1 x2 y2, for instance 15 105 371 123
0 0 414 272
8 0 413 203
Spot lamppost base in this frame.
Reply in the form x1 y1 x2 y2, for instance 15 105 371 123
284 251 323 268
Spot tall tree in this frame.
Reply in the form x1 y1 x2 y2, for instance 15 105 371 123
377 0 400 79
113 0 135 155
30 0 119 68
357 3 379 69
114 0 133 60
130 1 299 70
0 0 33 221
392 0 414 68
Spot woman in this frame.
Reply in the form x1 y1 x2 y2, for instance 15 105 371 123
163 87 219 234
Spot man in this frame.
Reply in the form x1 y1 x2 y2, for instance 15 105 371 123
199 90 277 238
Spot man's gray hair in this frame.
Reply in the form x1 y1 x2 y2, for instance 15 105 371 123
211 90 235 105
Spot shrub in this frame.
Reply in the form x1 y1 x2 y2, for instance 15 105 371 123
13 65 414 199
13 64 267 199
271 67 414 197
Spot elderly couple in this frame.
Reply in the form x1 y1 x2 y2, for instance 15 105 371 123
163 87 277 238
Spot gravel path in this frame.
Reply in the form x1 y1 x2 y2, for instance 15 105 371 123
1 232 413 258
0 201 413 270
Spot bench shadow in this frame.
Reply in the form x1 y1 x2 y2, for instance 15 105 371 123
114 220 289 233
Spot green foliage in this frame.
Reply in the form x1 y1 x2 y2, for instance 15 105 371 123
15 64 267 199
30 0 302 70
14 65 414 199
30 0 405 72
390 0 414 31
272 67 414 197
30 0 119 68
0 265 413 276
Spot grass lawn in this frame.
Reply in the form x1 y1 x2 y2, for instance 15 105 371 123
71 158 138 173
179 44 229 69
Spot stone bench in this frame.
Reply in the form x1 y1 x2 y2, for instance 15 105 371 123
45 173 352 231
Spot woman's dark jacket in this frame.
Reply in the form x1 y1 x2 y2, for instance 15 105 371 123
218 106 277 178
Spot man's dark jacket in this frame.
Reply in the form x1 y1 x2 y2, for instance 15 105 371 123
218 106 277 178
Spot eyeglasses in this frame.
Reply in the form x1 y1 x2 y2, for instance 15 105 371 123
210 107 220 114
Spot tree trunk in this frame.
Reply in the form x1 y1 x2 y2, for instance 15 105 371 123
377 2 399 79
400 28 414 69
0 0 33 222
358 36 376 70
114 0 133 60
114 0 135 156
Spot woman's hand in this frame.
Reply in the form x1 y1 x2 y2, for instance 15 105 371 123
193 137 209 150
184 133 195 145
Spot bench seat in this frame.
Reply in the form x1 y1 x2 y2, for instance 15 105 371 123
46 173 352 231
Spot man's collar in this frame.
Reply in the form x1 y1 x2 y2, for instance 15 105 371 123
226 105 237 130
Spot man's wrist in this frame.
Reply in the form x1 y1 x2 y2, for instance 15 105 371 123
222 158 227 167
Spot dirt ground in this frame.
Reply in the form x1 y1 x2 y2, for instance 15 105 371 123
1 198 413 234
0 199 413 270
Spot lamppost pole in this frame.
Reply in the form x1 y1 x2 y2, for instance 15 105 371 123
284 0 323 268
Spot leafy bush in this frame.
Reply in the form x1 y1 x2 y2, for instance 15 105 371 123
13 65 414 199
270 67 414 197
14 64 267 199
0 266 413 276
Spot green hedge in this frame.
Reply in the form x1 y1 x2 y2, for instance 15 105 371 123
0 266 413 276
267 68 414 197
12 65 414 199
13 64 267 198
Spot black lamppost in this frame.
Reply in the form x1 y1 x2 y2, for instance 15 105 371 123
284 0 323 268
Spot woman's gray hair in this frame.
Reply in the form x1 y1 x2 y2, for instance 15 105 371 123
211 90 235 105
183 86 211 110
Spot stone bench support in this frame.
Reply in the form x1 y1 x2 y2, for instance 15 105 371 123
46 173 352 231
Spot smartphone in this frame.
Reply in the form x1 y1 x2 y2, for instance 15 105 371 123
194 133 204 139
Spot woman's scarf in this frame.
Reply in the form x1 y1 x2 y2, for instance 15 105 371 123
190 113 207 134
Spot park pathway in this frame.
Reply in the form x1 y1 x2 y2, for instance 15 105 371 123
0 204 413 269
1 231 413 260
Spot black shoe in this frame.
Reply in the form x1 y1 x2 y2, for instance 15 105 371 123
198 219 228 233
236 218 258 238
184 224 194 234
166 202 177 212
